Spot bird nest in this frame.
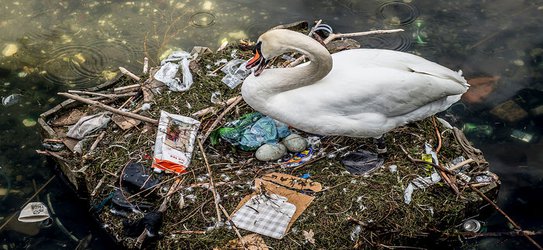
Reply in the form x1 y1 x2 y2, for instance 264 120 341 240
38 33 499 249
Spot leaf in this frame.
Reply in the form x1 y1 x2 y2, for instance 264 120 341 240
303 229 315 244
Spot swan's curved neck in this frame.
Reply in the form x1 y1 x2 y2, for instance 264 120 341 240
265 34 332 93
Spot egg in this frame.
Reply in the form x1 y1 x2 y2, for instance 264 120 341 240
281 134 307 152
255 143 287 161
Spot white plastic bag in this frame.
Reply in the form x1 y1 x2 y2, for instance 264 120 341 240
154 51 193 92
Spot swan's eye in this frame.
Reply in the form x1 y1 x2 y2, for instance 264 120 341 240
252 41 262 54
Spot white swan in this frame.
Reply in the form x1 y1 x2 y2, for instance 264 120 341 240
241 29 468 140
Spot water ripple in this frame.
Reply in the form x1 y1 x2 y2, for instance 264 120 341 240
357 31 413 51
377 1 420 26
190 12 216 28
40 40 141 88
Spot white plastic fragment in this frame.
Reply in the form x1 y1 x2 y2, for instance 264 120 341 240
221 59 251 89
436 117 453 129
66 112 111 140
2 94 22 106
389 164 398 173
350 225 362 241
141 103 151 111
154 51 193 92
18 202 50 223
210 91 222 104
404 172 442 204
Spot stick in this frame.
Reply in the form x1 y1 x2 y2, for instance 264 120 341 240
431 117 442 153
119 67 141 81
199 96 243 143
36 150 67 162
219 204 246 248
86 131 106 155
0 175 56 231
135 229 149 249
449 158 475 172
68 90 115 99
469 185 543 249
399 145 460 195
90 159 113 197
378 244 426 250
192 95 242 118
67 90 139 99
399 145 455 175
136 178 183 249
289 28 405 67
323 29 405 44
58 92 158 124
445 230 543 238
197 138 222 223
143 57 149 74
428 119 459 194
114 84 141 93
170 230 206 235
159 178 183 212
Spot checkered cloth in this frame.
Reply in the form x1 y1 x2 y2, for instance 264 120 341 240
231 194 296 239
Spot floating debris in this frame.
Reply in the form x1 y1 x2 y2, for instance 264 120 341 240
2 94 22 106
22 118 37 127
2 43 18 57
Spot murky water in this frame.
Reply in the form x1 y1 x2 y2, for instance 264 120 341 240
1 0 542 249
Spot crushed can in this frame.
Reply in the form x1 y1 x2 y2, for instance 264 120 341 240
462 219 484 233
462 123 493 137
510 129 535 143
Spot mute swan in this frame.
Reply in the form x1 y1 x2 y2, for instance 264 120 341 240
241 29 468 151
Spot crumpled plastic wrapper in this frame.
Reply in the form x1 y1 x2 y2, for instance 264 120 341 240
66 112 111 140
221 59 251 89
154 51 193 92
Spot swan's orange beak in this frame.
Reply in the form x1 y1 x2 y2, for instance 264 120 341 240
246 42 267 76
246 49 262 69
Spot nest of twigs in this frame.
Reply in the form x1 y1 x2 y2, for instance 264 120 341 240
40 30 499 249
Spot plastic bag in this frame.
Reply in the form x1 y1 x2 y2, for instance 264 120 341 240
213 113 290 151
154 51 193 92
66 112 111 140
221 59 252 89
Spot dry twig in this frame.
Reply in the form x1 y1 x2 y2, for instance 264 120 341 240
469 185 543 249
58 92 158 124
197 138 222 223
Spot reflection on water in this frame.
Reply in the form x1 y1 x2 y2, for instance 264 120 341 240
376 1 420 25
1 0 542 249
356 31 413 51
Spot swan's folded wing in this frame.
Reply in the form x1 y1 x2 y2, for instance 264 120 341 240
332 49 469 88
315 67 467 118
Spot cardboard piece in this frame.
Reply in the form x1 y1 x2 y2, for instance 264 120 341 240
231 173 321 237
51 109 86 126
111 113 141 130
489 100 528 123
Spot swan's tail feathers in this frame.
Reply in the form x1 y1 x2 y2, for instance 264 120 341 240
400 93 463 126
408 62 469 92
456 69 470 89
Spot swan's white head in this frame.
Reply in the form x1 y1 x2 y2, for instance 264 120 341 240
246 29 302 76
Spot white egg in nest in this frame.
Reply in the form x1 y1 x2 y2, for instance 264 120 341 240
255 143 287 161
281 133 307 152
